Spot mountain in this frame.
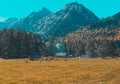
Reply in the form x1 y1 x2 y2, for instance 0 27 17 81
87 12 120 30
32 2 98 38
65 12 120 41
0 17 17 29
10 7 52 31
61 12 120 58
10 2 98 38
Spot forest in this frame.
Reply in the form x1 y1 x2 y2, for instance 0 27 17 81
0 29 42 59
0 28 120 59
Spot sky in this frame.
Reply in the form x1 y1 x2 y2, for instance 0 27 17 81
0 0 120 21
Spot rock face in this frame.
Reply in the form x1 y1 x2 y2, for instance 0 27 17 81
0 17 17 29
32 2 98 38
10 7 52 31
11 2 98 38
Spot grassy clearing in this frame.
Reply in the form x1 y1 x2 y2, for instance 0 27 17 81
0 58 120 84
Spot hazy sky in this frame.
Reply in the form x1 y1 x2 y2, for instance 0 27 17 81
0 0 120 21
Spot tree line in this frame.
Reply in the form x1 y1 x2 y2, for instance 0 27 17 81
0 28 120 59
0 29 42 59
62 28 120 58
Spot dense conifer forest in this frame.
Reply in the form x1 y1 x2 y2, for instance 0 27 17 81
0 27 120 59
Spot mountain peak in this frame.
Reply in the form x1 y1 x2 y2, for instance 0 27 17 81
30 7 51 16
41 7 48 11
66 2 83 6
32 2 99 38
38 7 51 14
10 2 98 38
64 2 85 10
63 2 95 15
10 7 52 31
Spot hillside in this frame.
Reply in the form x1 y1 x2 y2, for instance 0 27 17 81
87 12 120 30
66 12 120 40
10 7 52 31
34 2 98 38
10 2 98 38
0 17 17 29
61 12 120 58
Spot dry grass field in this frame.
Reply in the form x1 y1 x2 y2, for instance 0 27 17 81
0 58 120 84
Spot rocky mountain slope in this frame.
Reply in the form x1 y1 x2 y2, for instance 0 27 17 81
0 17 17 29
65 12 120 41
87 12 120 30
10 7 52 31
10 2 98 38
33 2 98 38
59 12 120 58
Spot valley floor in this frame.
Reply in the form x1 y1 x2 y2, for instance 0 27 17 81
0 58 120 84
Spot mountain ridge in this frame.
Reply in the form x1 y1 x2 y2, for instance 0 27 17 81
10 7 52 31
65 11 120 41
26 2 99 38
86 12 120 30
0 17 18 29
